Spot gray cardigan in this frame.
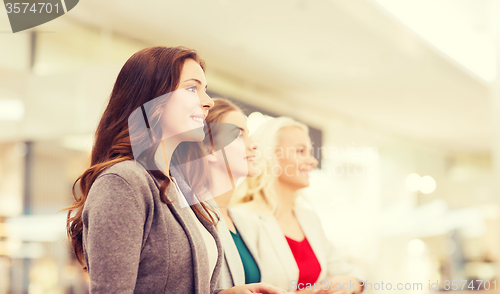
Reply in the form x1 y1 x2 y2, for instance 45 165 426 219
82 160 224 294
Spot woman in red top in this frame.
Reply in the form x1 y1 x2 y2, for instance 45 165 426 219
233 117 364 294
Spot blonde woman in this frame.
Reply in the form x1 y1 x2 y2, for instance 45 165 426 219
231 117 363 294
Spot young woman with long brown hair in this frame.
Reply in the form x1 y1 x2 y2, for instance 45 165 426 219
64 46 285 294
169 98 263 289
203 99 262 288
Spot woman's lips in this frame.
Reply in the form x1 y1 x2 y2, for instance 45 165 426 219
190 115 204 125
245 155 256 161
299 169 311 177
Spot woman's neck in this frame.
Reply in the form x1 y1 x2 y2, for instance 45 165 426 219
155 138 180 175
208 165 236 212
207 165 239 232
214 190 233 215
274 179 297 219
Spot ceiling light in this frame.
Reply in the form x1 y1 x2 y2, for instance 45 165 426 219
420 175 437 194
405 173 421 192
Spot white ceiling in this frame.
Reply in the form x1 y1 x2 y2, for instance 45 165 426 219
3 0 495 152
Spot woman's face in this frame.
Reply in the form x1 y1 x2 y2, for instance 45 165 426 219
160 58 214 142
210 111 259 179
275 127 318 190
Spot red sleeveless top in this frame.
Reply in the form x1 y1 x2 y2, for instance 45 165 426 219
285 236 322 286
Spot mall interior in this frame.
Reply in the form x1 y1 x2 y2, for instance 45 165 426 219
1 0 500 293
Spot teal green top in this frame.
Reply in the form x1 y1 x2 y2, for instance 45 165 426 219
230 228 261 284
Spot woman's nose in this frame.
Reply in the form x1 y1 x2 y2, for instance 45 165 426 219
248 138 258 150
200 92 214 113
310 155 319 167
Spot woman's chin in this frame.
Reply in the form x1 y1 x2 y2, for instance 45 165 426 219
194 129 206 141
230 169 247 180
183 128 205 142
298 180 310 189
247 167 260 177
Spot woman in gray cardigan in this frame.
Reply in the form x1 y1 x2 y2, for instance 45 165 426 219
64 46 285 294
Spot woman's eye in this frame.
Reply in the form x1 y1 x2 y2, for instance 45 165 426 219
186 86 197 93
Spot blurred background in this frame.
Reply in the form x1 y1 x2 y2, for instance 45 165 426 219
1 0 500 293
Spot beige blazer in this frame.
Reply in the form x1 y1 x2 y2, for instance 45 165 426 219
203 200 263 288
230 203 361 292
169 168 262 289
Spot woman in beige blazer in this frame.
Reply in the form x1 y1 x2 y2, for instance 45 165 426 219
202 99 263 288
232 117 364 294
170 98 265 289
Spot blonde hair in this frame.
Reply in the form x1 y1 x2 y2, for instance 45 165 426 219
202 97 243 153
232 116 309 216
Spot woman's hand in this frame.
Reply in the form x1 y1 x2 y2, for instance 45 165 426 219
219 282 287 294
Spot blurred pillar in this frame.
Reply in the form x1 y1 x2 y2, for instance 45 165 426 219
29 31 36 71
20 141 33 294
22 141 33 215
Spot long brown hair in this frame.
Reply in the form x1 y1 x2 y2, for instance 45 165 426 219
64 46 216 269
203 98 243 154
201 98 244 192
205 98 243 125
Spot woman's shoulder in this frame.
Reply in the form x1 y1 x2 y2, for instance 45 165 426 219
84 161 158 218
87 160 160 208
228 203 265 240
97 160 156 188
